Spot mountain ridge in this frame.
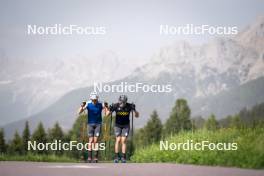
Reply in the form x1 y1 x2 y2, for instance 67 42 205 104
2 16 264 139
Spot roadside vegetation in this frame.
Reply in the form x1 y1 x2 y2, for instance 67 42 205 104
0 100 264 168
131 100 264 169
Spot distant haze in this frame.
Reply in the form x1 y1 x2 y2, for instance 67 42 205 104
0 0 264 126
0 0 263 60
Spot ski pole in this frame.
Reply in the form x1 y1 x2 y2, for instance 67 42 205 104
109 112 113 159
103 102 109 160
129 106 134 159
110 112 112 137
79 102 86 161
131 110 134 138
79 113 86 161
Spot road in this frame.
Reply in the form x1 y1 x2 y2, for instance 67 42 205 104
1 161 264 176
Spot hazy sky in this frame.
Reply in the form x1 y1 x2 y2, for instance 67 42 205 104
0 0 263 61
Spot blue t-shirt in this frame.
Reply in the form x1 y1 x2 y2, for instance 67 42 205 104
86 101 103 124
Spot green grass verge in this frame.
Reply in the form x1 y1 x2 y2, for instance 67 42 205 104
0 153 77 162
131 127 264 169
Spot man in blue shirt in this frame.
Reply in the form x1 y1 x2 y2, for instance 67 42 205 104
79 91 105 163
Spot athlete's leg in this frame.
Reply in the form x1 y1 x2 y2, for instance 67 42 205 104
87 136 94 161
92 137 99 162
121 126 129 154
114 126 122 153
121 136 127 154
120 126 129 162
87 124 95 162
93 137 98 144
88 137 94 148
93 124 101 162
113 136 121 162
88 124 95 150
115 136 121 153
114 126 122 162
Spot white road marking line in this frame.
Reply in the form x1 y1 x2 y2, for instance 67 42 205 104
39 165 101 169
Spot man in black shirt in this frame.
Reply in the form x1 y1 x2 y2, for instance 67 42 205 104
107 95 139 163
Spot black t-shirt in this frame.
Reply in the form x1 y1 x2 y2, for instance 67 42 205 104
110 103 135 126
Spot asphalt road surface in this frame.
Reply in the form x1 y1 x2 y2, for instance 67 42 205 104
1 162 264 176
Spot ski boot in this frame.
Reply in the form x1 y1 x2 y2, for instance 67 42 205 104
114 158 119 163
93 158 98 163
121 157 126 163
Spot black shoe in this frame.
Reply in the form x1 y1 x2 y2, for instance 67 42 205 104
114 158 119 163
87 157 92 163
93 158 98 163
121 157 126 163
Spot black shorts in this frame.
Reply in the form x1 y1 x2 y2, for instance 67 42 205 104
87 124 101 137
114 125 130 137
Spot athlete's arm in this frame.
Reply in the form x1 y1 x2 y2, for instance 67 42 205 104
105 108 111 116
78 101 87 115
103 102 111 116
131 103 139 118
134 110 139 118
105 103 116 116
